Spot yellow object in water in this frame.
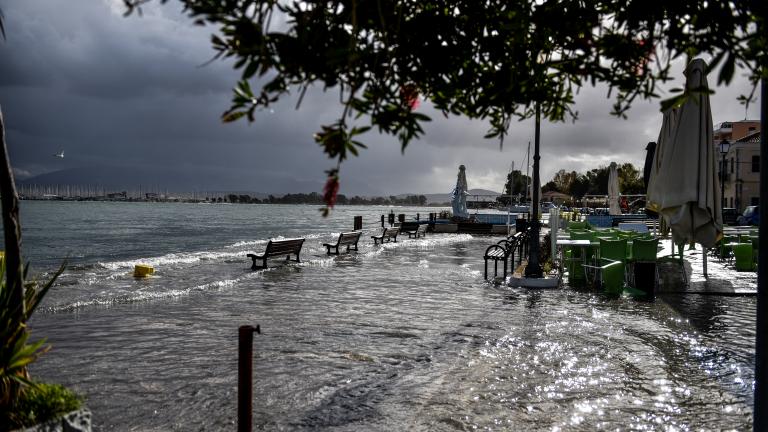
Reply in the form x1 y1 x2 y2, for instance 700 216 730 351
134 264 155 278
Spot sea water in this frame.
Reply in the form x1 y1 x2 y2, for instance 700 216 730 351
22 201 755 430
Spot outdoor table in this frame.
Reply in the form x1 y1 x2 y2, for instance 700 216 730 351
556 239 593 281
618 222 648 233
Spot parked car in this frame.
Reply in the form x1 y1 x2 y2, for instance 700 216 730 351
737 205 759 226
722 208 739 226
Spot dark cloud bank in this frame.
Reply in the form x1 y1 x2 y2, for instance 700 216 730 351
0 0 760 196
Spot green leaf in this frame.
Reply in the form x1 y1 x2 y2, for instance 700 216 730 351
222 110 247 123
243 60 259 79
718 53 736 86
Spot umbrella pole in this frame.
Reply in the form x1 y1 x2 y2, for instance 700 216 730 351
755 76 767 429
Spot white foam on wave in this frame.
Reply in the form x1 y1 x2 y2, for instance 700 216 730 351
45 278 241 313
96 230 348 272
99 249 248 271
357 233 475 258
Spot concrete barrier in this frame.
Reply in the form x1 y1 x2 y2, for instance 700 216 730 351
432 223 458 233
491 225 513 235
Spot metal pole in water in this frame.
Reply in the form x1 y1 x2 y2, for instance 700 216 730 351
755 76 767 431
238 325 260 432
525 104 543 278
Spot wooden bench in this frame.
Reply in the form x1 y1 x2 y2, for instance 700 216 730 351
323 231 362 255
408 224 428 239
371 227 399 245
246 238 305 270
399 222 420 237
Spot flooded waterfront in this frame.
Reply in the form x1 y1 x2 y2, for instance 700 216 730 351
25 202 755 430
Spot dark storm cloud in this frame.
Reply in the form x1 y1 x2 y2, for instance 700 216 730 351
0 0 760 196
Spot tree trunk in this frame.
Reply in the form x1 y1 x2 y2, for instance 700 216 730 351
0 106 24 323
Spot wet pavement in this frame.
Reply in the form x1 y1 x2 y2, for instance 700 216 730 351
654 237 758 296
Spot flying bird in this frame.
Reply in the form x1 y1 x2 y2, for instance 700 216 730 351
53 150 64 158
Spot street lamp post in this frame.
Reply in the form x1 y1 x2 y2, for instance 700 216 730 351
719 139 730 208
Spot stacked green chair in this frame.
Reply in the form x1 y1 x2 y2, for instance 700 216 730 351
733 243 756 271
628 238 659 294
582 238 628 295
719 235 738 261
564 230 593 286
599 260 625 296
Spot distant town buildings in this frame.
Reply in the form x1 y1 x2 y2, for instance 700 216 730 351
715 120 762 212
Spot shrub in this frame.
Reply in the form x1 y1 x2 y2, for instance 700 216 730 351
3 382 82 429
0 261 65 427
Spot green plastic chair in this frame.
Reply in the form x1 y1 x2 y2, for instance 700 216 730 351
719 235 738 261
580 238 628 293
629 238 659 291
565 231 593 286
599 260 625 295
600 238 628 264
733 243 756 271
568 221 587 231
751 236 759 265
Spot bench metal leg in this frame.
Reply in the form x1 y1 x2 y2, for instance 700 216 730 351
484 259 488 280
251 257 267 270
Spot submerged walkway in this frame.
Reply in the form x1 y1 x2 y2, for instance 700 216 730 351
655 238 757 296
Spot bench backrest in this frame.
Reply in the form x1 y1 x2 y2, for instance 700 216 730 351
265 238 305 256
384 227 399 237
400 222 419 232
339 231 361 245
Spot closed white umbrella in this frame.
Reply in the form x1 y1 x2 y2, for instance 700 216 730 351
608 162 621 215
646 58 722 248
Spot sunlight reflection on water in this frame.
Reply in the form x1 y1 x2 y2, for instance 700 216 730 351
19 203 756 430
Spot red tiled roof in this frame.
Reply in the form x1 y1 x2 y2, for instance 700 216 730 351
735 130 761 143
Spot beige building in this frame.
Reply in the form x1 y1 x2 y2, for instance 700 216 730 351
716 120 761 212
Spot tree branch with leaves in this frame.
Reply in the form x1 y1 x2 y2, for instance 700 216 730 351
125 0 766 213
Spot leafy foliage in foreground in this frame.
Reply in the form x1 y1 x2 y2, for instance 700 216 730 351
124 0 766 211
2 382 82 430
0 261 65 420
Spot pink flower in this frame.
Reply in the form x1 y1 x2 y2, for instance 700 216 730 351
400 83 420 111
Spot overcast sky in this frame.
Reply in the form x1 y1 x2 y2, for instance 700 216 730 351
0 0 761 196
